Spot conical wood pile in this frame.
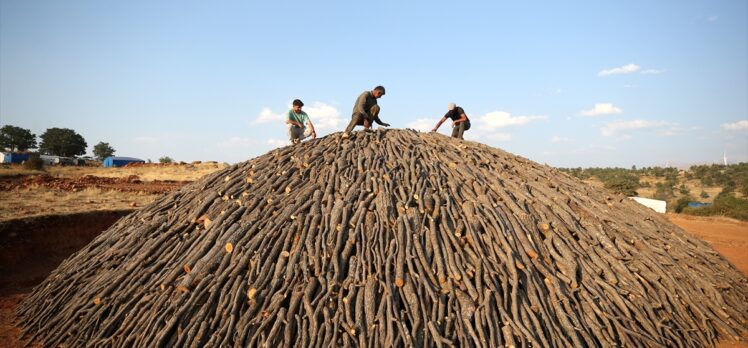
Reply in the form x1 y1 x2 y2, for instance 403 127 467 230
17 129 748 347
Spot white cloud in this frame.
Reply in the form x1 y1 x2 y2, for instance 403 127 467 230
641 69 664 75
478 111 547 129
601 119 667 136
407 118 437 132
617 134 634 141
722 120 748 131
304 102 341 130
485 133 512 142
551 135 572 143
580 103 623 117
217 136 259 149
254 107 284 124
266 138 288 147
253 102 341 130
598 63 640 76
707 15 718 22
659 126 685 136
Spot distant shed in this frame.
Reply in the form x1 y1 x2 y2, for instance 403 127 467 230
2 152 30 164
103 156 145 168
40 155 58 166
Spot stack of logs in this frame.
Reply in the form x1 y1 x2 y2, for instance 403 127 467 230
18 129 748 347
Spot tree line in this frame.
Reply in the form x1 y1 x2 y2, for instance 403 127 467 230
1 124 115 160
559 164 748 221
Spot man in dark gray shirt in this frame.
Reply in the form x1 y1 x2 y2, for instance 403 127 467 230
342 86 390 138
432 103 471 139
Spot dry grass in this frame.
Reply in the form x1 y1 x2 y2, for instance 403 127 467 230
0 162 227 221
0 164 44 177
0 187 158 222
0 162 227 182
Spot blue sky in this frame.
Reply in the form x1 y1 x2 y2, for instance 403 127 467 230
1 0 746 167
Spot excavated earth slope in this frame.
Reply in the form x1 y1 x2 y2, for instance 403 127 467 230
17 129 748 347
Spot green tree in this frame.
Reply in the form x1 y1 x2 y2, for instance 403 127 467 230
159 156 173 164
654 182 675 201
39 128 87 157
0 125 37 152
93 142 116 160
604 175 640 196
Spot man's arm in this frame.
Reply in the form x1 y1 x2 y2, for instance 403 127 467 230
372 115 390 127
452 113 468 126
285 111 304 128
286 119 304 128
432 117 448 132
306 120 317 138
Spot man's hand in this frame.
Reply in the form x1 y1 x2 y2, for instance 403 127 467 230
431 128 437 132
311 131 317 139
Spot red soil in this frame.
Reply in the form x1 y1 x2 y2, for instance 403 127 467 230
0 174 188 194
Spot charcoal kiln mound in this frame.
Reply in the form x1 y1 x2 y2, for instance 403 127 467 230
17 129 748 347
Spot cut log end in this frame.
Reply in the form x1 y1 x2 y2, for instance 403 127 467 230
248 288 257 300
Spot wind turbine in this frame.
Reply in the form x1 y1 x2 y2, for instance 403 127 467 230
723 151 727 166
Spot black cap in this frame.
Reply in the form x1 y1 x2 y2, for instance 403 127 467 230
292 99 304 107
374 86 385 95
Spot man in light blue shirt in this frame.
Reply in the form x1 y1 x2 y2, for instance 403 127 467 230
285 99 317 144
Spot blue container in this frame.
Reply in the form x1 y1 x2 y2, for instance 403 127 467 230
103 156 145 168
2 152 30 164
687 202 712 208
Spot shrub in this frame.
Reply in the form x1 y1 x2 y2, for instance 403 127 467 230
159 156 173 164
679 184 690 195
673 196 693 213
700 191 709 199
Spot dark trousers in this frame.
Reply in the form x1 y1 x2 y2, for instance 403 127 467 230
451 120 471 139
345 105 381 133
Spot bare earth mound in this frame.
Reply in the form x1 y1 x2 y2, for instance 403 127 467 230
17 129 748 347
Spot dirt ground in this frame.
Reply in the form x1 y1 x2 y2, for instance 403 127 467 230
667 213 748 276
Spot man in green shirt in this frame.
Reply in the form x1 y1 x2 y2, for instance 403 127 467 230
342 86 390 138
285 99 317 144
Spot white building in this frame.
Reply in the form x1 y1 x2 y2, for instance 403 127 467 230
630 197 667 213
